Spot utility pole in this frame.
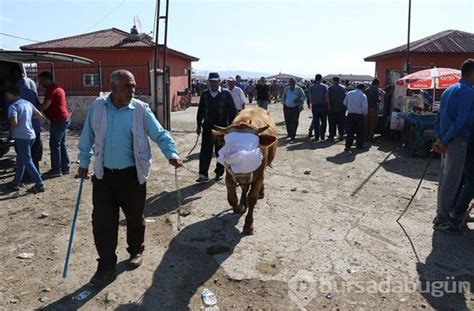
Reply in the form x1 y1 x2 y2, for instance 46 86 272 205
405 0 412 75
153 0 171 130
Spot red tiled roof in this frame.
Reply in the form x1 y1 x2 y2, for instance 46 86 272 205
21 28 199 61
365 30 474 61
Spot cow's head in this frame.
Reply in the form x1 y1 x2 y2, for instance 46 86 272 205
212 121 277 185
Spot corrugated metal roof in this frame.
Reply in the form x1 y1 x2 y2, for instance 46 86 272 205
365 30 474 61
21 28 199 61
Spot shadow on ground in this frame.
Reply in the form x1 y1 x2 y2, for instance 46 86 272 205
145 182 214 218
417 230 474 311
116 213 242 310
41 261 130 311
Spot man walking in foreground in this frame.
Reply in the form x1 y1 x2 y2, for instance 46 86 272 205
432 59 474 235
196 72 237 182
77 70 182 285
328 77 347 141
282 78 307 141
344 84 368 152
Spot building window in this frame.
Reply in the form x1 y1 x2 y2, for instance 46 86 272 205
83 73 100 87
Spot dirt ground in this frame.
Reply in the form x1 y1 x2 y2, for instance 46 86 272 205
1 102 474 311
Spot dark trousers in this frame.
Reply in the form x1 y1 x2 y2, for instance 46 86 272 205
199 130 224 177
328 111 346 138
92 167 146 271
49 120 70 173
452 145 474 217
309 109 328 140
345 113 365 149
283 106 300 139
31 133 43 171
365 108 378 139
248 93 254 103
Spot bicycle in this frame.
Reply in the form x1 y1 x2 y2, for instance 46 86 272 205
177 88 192 111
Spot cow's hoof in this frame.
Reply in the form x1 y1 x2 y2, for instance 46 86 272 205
233 205 246 215
258 192 265 200
242 226 254 236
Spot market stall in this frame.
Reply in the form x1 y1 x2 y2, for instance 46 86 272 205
393 67 461 156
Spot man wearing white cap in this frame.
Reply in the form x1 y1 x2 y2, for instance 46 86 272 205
227 77 246 112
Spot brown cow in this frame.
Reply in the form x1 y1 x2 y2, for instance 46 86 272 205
213 107 277 235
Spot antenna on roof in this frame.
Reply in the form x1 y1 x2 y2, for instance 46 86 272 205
128 16 149 41
133 16 143 34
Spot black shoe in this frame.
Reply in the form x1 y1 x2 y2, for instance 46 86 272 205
327 136 335 141
128 254 143 269
344 148 352 153
196 176 209 183
62 170 71 175
307 133 313 139
28 184 45 193
338 136 345 141
8 183 20 192
214 175 223 181
89 269 116 286
42 170 62 179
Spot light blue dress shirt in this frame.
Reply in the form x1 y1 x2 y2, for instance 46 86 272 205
78 96 179 169
282 86 306 108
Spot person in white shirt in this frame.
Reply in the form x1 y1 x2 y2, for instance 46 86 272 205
343 84 368 152
227 77 246 111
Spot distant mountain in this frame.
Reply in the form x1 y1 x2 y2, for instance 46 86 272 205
194 69 272 79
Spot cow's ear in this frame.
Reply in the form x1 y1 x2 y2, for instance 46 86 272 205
259 134 277 146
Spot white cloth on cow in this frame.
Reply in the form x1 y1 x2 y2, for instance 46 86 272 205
217 132 262 174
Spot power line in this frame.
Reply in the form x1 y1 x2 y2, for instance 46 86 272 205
86 0 128 31
0 32 40 42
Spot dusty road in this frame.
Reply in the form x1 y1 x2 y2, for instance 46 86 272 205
1 102 473 310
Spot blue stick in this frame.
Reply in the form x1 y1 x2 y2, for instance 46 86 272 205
62 178 84 278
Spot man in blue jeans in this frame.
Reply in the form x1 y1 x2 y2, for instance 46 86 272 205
38 72 70 178
6 84 45 193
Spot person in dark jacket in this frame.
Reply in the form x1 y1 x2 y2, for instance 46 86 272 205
365 79 382 141
328 77 347 141
196 72 237 182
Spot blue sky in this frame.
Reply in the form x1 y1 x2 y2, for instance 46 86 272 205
1 0 473 77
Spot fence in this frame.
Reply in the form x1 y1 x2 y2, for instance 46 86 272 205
25 63 152 96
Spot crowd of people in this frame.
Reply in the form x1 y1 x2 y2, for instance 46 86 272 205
194 61 474 240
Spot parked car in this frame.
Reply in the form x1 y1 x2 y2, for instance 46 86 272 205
0 51 93 158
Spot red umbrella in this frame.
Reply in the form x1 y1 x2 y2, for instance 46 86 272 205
396 67 461 89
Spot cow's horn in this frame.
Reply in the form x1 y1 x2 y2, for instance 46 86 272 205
256 125 269 134
214 125 227 132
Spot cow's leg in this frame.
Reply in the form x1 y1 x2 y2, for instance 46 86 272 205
243 181 262 235
226 174 240 213
258 184 265 200
234 184 249 215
